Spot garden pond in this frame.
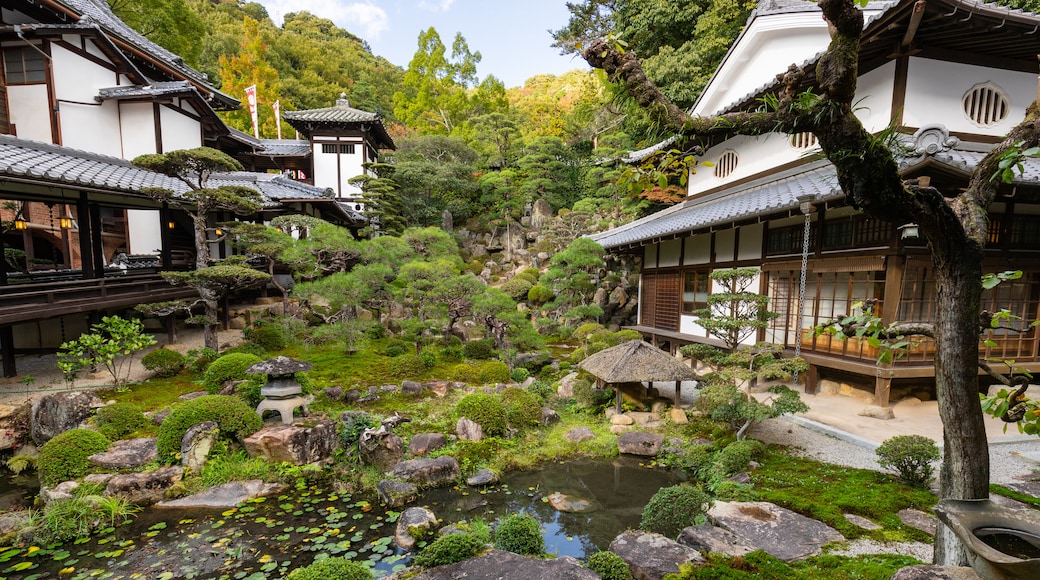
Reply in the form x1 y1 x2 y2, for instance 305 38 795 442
0 457 679 579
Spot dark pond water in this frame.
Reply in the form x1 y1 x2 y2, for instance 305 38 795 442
0 457 677 579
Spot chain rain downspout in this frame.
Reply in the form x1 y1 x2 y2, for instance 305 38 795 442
793 195 815 384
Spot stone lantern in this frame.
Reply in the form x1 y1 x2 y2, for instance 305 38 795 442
248 356 314 425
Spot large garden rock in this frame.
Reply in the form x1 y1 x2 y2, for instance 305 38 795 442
678 524 757 557
30 391 102 445
456 417 483 441
565 427 595 443
557 372 579 398
898 508 937 535
181 421 219 473
548 493 593 513
409 433 446 455
391 456 460 487
0 403 29 451
401 380 423 395
541 407 560 426
709 501 843 561
890 566 982 579
394 506 438 549
39 481 79 504
408 549 597 580
377 479 418 508
156 479 285 509
88 437 157 469
243 419 338 466
358 429 404 470
105 466 184 506
617 431 664 456
466 468 498 486
610 531 704 580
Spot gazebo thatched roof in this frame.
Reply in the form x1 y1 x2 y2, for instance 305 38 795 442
577 340 700 383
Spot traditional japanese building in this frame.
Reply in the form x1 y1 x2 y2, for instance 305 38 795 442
592 0 1040 405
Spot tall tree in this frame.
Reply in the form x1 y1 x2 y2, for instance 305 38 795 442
580 0 1040 565
133 148 269 350
217 17 283 137
393 28 485 134
109 0 205 66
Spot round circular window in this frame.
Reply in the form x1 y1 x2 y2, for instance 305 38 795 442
963 83 1010 127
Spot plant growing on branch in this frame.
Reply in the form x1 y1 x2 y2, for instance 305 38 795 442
57 316 156 389
133 147 267 351
580 0 1040 564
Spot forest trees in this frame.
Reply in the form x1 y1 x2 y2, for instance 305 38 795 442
579 0 1040 565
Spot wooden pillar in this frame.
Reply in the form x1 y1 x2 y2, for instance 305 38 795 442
89 202 103 278
77 194 95 277
875 365 894 407
0 326 15 378
674 380 681 407
159 203 172 269
614 382 623 414
881 255 906 324
221 296 231 330
805 364 819 395
166 316 177 345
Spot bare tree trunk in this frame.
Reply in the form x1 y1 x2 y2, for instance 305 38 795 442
932 252 989 565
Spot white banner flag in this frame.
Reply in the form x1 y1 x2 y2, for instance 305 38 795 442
273 100 282 140
245 85 259 138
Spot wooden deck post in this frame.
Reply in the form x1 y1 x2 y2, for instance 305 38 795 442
1 326 15 378
875 365 894 407
805 364 819 394
674 380 681 407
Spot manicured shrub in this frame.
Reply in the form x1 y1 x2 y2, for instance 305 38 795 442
420 350 438 369
462 339 496 360
246 324 287 352
156 395 263 462
286 557 373 580
476 361 511 384
38 429 111 486
391 353 426 378
527 285 553 305
501 387 541 429
93 402 147 440
385 341 408 357
573 378 597 409
527 380 555 405
586 551 632 580
141 347 186 378
519 268 541 283
640 485 713 538
876 434 941 486
440 346 463 362
715 439 762 477
511 367 530 383
448 363 478 383
456 393 508 437
714 481 757 502
203 352 264 394
500 277 533 302
186 347 218 373
494 513 544 556
413 533 485 568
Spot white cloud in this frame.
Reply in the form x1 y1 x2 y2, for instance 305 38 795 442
418 0 455 12
258 1 389 40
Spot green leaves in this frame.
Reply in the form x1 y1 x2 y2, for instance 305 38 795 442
991 141 1040 183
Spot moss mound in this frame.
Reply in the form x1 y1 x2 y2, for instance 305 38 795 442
156 395 263 462
38 429 111 486
456 393 508 437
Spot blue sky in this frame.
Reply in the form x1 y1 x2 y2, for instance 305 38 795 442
254 0 589 88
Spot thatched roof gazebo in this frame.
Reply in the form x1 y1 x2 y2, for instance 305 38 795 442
577 339 701 412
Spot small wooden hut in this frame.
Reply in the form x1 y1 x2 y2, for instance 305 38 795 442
577 340 701 412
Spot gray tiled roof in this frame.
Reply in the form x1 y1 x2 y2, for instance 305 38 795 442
0 134 332 208
591 144 1040 250
96 81 197 100
590 160 842 249
53 0 236 106
282 95 395 150
257 140 312 156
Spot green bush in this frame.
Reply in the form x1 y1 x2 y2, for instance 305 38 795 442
586 551 632 580
93 402 147 440
715 440 762 477
527 285 553 305
286 557 373 580
876 435 941 486
413 533 485 568
477 361 511 384
246 324 287 352
501 387 542 429
527 380 555 404
339 412 378 449
420 350 438 369
456 393 508 437
38 429 111 486
440 346 464 362
714 481 757 502
640 485 713 538
494 513 544 556
185 347 218 373
141 348 186 378
500 278 533 302
391 353 427 378
385 341 408 357
203 352 264 394
463 339 496 360
511 367 530 383
156 395 263 462
519 268 541 282
448 363 478 383
573 378 597 409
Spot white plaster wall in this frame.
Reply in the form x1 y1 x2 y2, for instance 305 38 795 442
339 139 365 197
854 61 895 132
684 234 711 265
643 244 657 269
659 239 681 268
687 134 806 192
120 102 157 159
52 44 108 104
679 315 707 337
7 85 51 142
312 143 339 194
715 229 736 262
903 58 1035 135
127 210 163 255
61 100 122 156
160 106 201 152
738 224 764 261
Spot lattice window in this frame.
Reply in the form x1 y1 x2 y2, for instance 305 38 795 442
963 83 1010 127
340 144 356 154
714 150 738 178
3 47 46 84
321 144 337 154
790 132 817 149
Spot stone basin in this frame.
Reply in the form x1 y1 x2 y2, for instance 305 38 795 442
934 498 1040 580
